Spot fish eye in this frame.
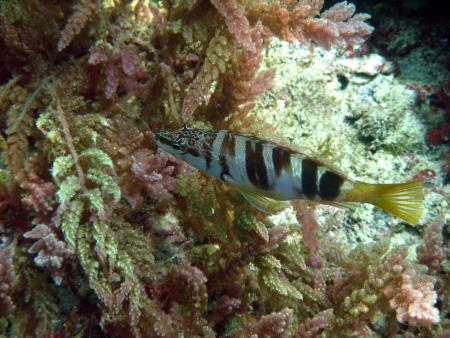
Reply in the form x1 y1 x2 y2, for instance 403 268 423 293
180 125 192 131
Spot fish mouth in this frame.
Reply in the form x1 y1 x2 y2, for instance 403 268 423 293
155 131 171 146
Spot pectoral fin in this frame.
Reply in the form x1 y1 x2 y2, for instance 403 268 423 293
240 191 290 214
222 174 289 214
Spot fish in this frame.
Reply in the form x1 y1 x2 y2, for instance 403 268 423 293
155 125 423 224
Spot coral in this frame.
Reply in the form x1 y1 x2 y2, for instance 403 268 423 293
305 1 374 50
89 43 148 98
253 308 294 338
325 241 441 334
128 149 180 201
20 156 57 223
3 81 44 191
210 0 252 48
57 0 97 52
24 224 73 285
418 222 445 273
296 308 334 338
247 0 373 49
0 247 14 317
292 200 321 255
386 266 439 325
181 28 234 121
217 23 275 127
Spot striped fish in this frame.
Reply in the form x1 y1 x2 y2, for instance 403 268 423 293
155 125 423 224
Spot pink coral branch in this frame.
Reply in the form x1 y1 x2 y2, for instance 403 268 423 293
211 0 252 48
382 248 440 326
387 273 439 325
292 200 320 254
418 222 445 273
57 0 97 52
0 247 14 316
24 223 73 285
305 1 374 49
255 308 293 338
296 309 334 338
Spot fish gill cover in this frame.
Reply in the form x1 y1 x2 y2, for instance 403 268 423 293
0 0 448 337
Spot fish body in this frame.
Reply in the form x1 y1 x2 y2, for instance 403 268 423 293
155 125 423 224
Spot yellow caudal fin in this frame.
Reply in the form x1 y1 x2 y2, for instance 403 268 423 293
350 180 424 224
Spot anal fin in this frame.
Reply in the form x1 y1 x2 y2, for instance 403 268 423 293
321 200 359 210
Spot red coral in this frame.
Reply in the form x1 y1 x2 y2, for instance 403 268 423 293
305 2 374 49
417 222 445 274
292 200 320 254
149 5 166 35
130 149 178 199
0 15 33 55
20 173 57 223
297 308 334 338
0 246 14 316
387 272 439 325
248 0 321 43
209 294 242 325
181 68 214 121
211 0 252 48
24 224 73 285
382 248 440 326
256 226 290 253
158 262 209 334
57 0 97 51
217 23 274 125
249 1 373 49
89 43 147 98
254 308 293 338
427 123 450 146
121 149 182 210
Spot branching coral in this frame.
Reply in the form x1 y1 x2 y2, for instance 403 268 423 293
325 241 440 334
24 224 72 285
127 148 181 204
418 222 445 274
246 0 373 49
57 0 97 52
0 247 14 317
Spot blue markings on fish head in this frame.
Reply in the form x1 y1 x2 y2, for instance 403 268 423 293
155 125 205 163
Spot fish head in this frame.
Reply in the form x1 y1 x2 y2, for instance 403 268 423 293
155 125 205 159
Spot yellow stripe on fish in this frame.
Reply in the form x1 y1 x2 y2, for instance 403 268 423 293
155 125 423 224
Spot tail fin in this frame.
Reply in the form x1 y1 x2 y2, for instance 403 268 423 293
351 180 424 224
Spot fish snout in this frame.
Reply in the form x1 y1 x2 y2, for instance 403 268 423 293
155 131 168 144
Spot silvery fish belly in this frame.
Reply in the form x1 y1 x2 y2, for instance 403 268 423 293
155 125 423 224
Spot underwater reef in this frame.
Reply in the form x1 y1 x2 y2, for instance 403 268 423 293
0 0 448 337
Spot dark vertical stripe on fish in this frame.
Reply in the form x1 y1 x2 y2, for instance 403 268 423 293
203 138 213 169
219 133 230 179
222 131 236 157
188 147 200 157
272 146 291 177
245 140 258 186
301 159 318 198
319 171 344 200
254 141 269 189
